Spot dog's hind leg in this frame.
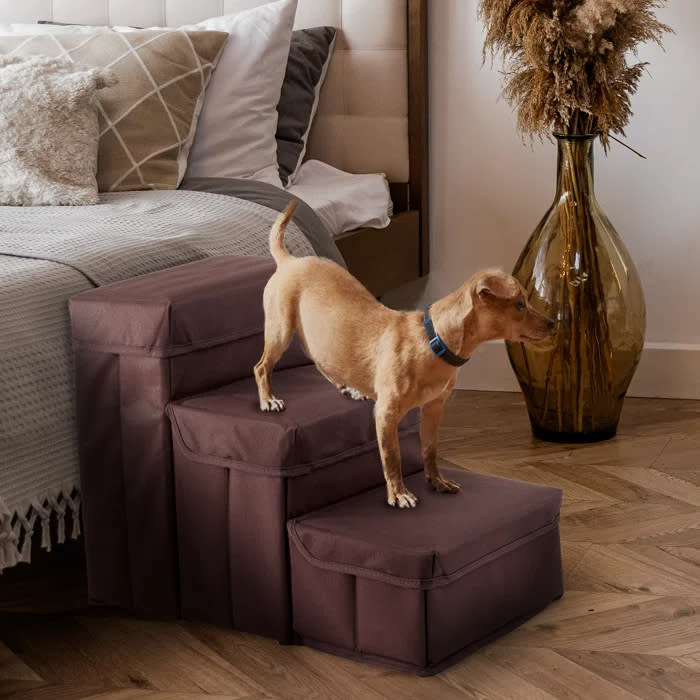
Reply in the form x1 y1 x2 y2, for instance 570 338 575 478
315 368 369 401
421 396 461 493
339 385 370 401
375 399 417 508
255 288 294 412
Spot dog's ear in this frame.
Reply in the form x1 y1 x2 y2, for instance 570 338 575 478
474 272 518 301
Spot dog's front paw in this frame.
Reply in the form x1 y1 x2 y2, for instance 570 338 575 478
387 485 418 509
427 474 461 494
260 397 285 412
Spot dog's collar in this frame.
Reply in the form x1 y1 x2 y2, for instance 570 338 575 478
423 309 469 367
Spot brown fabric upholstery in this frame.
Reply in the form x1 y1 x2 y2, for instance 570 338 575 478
169 366 419 471
69 256 308 618
70 256 295 359
287 468 563 674
168 367 422 641
289 470 561 583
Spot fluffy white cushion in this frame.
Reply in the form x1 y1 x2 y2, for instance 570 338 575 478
0 55 116 206
2 0 298 189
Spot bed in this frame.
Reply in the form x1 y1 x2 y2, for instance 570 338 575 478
0 0 429 574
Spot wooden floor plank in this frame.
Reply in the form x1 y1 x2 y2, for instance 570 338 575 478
481 645 642 700
560 503 699 545
518 591 662 628
441 646 565 700
363 670 476 700
557 649 700 700
76 618 265 697
187 626 386 700
652 436 700 469
1 391 698 699
567 544 700 596
0 683 115 700
502 596 700 656
540 435 672 469
675 651 700 672
657 468 700 486
597 465 700 507
0 641 41 683
0 614 110 688
1 688 272 700
447 461 617 506
535 462 684 509
81 692 277 700
560 542 592 584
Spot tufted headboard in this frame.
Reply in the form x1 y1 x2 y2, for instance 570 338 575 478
0 0 429 291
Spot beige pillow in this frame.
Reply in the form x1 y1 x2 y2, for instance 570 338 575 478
0 55 116 206
0 30 227 192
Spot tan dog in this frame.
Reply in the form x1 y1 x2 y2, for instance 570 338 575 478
255 202 555 508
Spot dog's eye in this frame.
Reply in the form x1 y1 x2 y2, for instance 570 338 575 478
515 300 526 311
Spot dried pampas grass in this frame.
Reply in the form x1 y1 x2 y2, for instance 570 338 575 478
479 0 672 148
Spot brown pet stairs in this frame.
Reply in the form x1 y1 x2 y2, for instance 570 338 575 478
70 255 563 675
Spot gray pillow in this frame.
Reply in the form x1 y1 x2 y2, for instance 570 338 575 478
276 26 337 187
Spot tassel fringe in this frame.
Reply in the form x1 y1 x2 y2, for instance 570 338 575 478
0 488 81 573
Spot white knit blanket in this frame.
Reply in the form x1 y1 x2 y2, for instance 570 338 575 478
0 190 314 572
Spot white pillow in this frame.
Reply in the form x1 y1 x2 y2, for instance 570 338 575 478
177 0 297 188
1 0 297 189
288 160 393 236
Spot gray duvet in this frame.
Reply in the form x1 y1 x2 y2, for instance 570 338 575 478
0 181 341 572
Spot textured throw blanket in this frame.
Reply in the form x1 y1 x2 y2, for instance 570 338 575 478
0 187 333 572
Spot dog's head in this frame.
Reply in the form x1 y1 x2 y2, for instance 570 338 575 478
470 270 554 343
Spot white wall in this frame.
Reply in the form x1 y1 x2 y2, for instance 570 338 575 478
384 0 700 399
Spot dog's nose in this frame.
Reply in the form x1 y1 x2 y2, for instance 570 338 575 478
547 318 555 330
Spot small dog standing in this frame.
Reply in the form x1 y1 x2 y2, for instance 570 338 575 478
255 202 555 508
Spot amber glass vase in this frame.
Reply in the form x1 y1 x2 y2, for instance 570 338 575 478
506 134 645 442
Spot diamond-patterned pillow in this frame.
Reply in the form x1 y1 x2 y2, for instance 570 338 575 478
0 30 227 192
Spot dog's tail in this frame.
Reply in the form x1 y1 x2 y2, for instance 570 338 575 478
269 200 299 265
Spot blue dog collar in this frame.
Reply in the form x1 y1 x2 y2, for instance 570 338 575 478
424 309 469 367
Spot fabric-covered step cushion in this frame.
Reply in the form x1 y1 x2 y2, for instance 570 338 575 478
289 469 562 584
71 256 279 357
287 467 563 673
168 364 419 473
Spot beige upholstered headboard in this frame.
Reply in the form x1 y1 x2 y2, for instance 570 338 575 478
0 0 410 183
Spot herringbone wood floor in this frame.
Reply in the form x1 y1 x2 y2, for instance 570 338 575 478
1 391 698 700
